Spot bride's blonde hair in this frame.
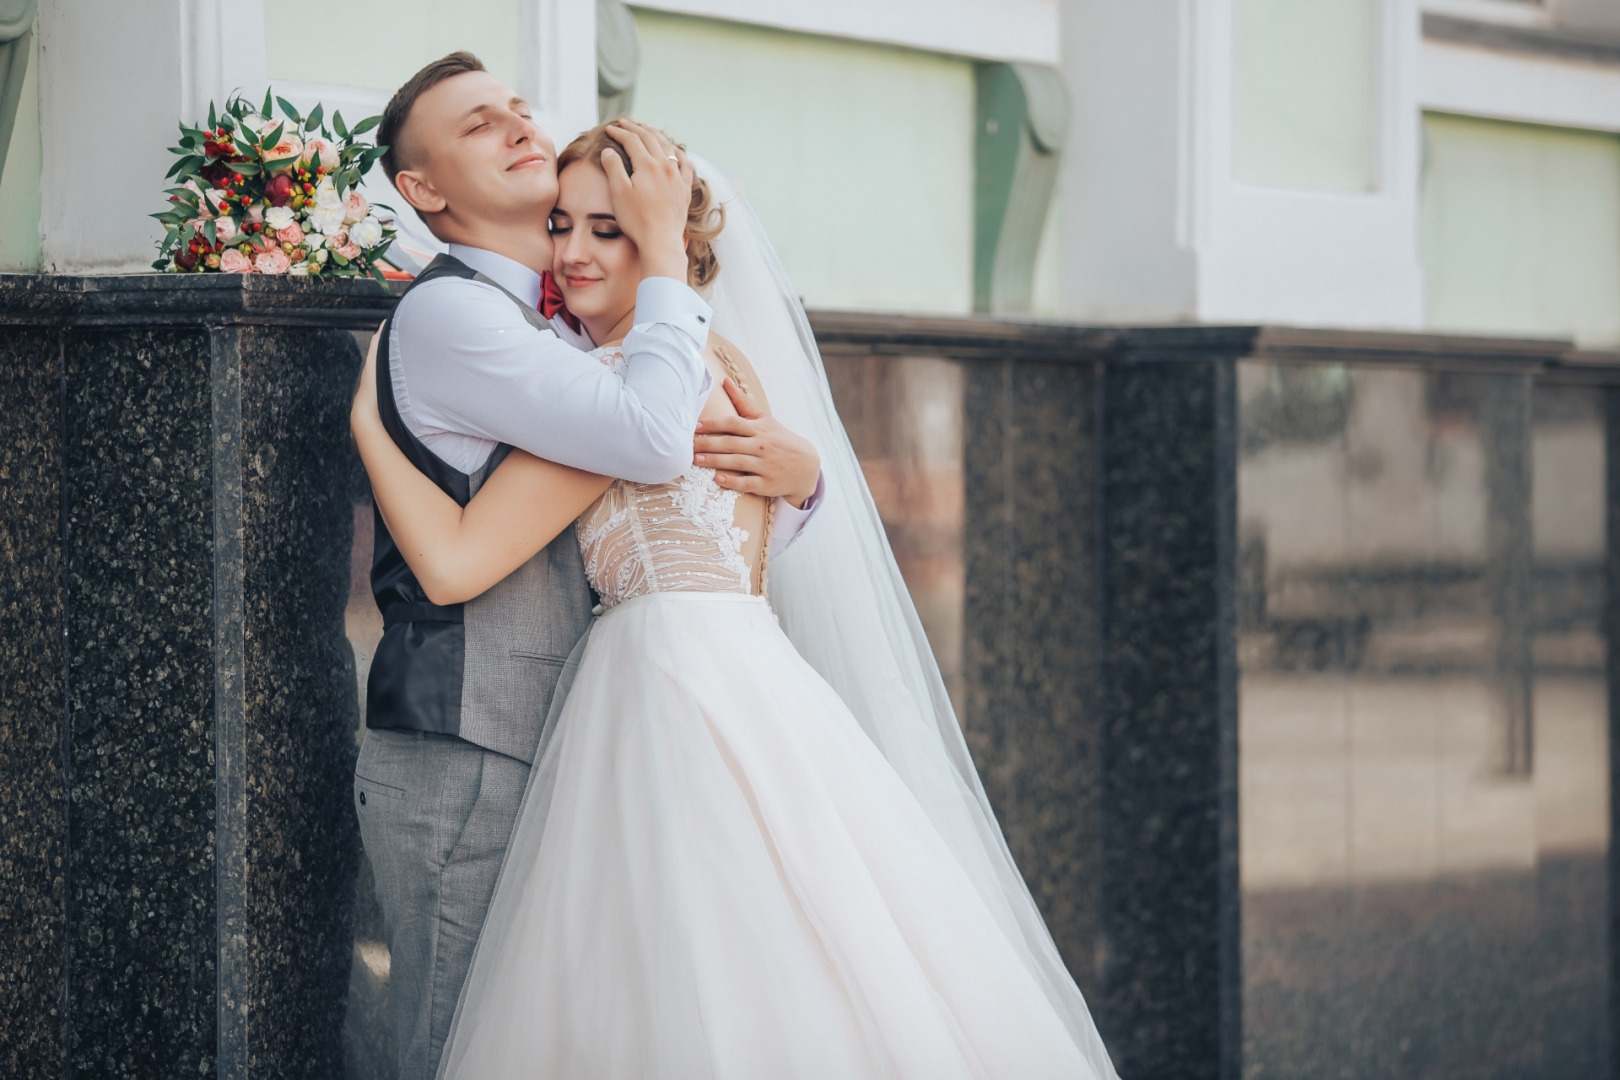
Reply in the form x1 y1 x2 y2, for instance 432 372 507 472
556 122 725 290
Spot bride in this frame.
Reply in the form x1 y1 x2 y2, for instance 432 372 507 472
350 122 1119 1080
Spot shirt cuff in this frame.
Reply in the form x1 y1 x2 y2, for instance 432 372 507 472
633 277 713 348
768 471 825 553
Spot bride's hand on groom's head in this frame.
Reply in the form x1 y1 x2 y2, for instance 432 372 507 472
600 119 694 283
695 378 821 508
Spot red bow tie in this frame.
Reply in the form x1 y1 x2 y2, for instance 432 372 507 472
539 270 582 333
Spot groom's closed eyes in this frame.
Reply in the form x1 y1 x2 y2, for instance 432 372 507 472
457 97 534 138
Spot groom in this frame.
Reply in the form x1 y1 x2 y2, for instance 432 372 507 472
353 52 824 1079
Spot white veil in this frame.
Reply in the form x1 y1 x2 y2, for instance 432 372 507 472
693 157 1118 1077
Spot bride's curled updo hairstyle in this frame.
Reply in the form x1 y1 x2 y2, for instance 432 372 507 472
556 123 725 290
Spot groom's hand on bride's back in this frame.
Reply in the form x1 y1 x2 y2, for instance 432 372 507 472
695 378 821 508
601 119 695 284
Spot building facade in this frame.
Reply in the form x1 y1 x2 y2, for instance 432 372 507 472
0 3 1615 1078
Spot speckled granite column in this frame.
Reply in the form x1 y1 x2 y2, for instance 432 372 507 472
0 274 393 1079
961 357 1105 1009
1097 333 1243 1080
0 316 68 1079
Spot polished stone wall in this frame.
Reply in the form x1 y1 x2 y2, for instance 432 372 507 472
1237 364 1612 1078
809 315 1617 1080
5 285 1614 1079
0 275 391 1079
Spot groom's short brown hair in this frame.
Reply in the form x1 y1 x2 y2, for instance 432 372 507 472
379 51 487 182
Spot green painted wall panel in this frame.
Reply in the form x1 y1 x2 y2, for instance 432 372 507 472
1233 0 1376 192
0 24 40 272
264 0 522 94
1421 113 1620 349
630 11 974 314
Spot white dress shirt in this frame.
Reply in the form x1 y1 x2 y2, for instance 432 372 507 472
390 243 817 548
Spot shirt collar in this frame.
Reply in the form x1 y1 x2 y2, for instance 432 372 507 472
446 243 543 309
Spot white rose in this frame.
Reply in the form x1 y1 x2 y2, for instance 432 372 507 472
287 260 310 276
314 179 343 210
308 203 346 235
263 205 295 231
304 232 325 250
314 248 330 264
348 216 383 249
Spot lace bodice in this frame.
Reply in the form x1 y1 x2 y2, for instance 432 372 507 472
576 345 758 609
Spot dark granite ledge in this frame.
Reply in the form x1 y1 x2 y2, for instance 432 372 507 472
0 272 402 329
807 309 1620 381
1424 12 1620 67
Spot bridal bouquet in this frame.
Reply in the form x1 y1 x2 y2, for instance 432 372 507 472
152 90 397 285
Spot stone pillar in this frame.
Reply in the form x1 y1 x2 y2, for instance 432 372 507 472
0 273 392 1079
1095 329 1247 1080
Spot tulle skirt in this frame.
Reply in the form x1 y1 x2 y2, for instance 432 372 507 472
437 591 1100 1079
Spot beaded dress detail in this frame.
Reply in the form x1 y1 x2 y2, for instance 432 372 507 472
576 344 755 608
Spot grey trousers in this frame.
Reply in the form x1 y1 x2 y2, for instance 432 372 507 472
354 727 531 1080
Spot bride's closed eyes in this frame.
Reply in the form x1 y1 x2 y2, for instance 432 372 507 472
549 211 623 241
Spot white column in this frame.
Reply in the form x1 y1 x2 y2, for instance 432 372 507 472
1057 0 1201 322
38 0 187 273
1057 0 1426 330
1198 0 1424 329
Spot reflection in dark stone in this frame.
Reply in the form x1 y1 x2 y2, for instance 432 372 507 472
1239 364 1610 1079
1477 375 1535 777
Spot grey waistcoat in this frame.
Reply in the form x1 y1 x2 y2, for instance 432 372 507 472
365 254 594 764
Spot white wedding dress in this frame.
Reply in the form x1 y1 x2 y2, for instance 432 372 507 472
434 346 1110 1080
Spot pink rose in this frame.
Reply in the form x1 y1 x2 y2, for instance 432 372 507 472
219 249 252 274
335 238 362 261
343 190 369 224
258 121 303 174
214 216 238 242
245 204 264 225
276 222 305 246
301 137 337 170
254 248 291 275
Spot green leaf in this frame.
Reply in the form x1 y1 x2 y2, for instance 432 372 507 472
349 115 381 137
164 158 189 180
369 262 390 291
208 101 218 129
152 258 171 271
306 103 323 132
204 219 218 247
276 95 303 126
258 121 284 149
261 87 274 119
230 160 262 176
332 109 348 139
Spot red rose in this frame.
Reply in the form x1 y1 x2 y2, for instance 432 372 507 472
174 249 198 271
201 161 234 187
264 173 295 207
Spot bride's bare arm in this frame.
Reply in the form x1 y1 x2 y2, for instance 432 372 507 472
351 327 614 606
